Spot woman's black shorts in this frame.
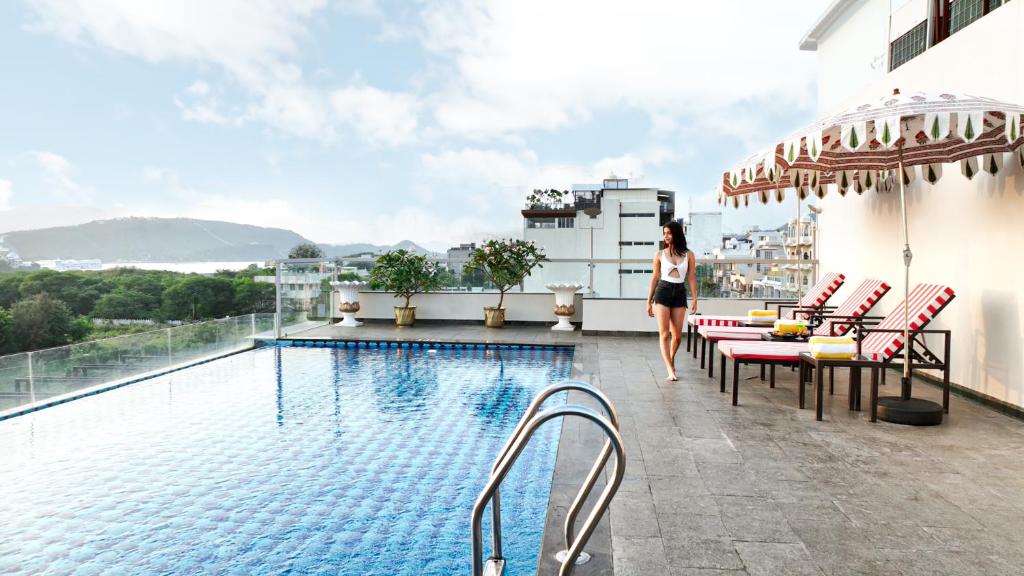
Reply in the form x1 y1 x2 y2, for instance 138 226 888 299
653 280 688 309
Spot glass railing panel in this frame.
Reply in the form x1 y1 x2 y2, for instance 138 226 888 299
1 314 268 415
0 353 31 412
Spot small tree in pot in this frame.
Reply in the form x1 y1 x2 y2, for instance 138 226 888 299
368 249 443 326
465 239 546 327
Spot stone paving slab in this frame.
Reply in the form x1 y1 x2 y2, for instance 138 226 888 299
292 323 1024 575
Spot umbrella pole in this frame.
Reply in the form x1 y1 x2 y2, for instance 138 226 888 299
877 141 941 425
898 145 912 399
795 193 802 304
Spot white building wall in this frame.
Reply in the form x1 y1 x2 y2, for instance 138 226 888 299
814 0 890 113
813 2 1024 408
687 212 723 258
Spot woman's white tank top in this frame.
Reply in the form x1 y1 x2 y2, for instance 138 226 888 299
660 250 688 284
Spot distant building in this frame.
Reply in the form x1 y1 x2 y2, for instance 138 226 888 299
446 243 476 276
522 175 675 297
49 259 103 271
680 211 722 258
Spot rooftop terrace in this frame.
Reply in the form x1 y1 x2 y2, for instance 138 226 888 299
295 323 1024 575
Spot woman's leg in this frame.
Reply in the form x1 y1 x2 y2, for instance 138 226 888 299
669 306 686 367
654 303 676 380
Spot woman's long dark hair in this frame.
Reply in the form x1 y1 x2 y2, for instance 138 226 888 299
663 221 687 256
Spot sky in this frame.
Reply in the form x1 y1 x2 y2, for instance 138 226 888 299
0 0 832 251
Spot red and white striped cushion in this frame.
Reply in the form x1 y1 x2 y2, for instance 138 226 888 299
699 326 769 341
859 284 955 361
687 315 745 327
787 272 846 320
718 340 809 361
813 279 891 336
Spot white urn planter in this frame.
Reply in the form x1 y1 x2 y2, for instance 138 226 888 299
331 281 365 327
545 282 583 331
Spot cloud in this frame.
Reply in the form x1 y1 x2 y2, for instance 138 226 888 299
31 151 94 201
174 81 232 125
420 0 817 141
421 146 671 199
331 85 421 146
26 0 323 88
0 180 13 210
27 0 421 145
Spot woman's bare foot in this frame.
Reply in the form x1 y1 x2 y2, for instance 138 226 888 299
665 369 678 381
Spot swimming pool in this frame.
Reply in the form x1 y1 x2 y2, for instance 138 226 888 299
0 343 574 575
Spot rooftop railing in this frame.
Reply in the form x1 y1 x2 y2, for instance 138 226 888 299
0 313 275 416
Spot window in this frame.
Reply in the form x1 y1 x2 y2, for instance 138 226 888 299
889 20 927 71
935 0 1009 43
950 0 984 34
557 217 575 229
526 218 556 229
620 213 656 218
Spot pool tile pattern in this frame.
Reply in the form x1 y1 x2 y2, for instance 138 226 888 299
0 345 572 575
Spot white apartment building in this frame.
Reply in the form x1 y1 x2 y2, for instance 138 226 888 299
522 176 675 297
802 0 1024 409
682 211 722 258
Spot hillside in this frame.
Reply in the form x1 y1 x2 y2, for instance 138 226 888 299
319 240 433 257
0 217 438 262
1 217 312 262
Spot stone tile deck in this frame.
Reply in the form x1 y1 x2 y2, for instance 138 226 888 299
293 323 1024 576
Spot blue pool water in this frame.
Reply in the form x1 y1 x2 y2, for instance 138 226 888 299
0 344 574 575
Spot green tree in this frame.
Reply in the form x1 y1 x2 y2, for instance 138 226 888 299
0 308 14 354
0 274 24 309
92 288 158 319
161 276 236 320
465 239 546 309
10 293 80 351
288 243 325 259
368 249 444 309
18 270 112 315
232 279 276 314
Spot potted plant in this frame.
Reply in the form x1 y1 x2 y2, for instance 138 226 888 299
368 249 443 326
465 239 546 327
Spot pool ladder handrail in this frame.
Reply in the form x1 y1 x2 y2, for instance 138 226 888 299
471 381 625 576
490 381 621 562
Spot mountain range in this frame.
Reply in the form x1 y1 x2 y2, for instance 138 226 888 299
0 217 432 262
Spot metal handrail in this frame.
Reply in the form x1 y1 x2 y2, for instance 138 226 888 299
472 404 625 576
487 381 619 565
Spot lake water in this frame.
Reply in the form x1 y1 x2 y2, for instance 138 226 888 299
100 261 266 274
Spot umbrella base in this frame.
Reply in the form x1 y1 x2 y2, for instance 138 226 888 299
877 396 943 426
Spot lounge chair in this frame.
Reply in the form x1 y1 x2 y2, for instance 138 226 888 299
716 283 955 420
697 279 890 378
687 272 846 362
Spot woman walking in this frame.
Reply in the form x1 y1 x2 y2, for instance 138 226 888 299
647 221 698 381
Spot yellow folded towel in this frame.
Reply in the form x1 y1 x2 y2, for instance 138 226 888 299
748 309 778 324
774 319 808 334
808 336 856 359
808 336 854 346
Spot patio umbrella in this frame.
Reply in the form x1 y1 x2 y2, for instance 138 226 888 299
720 89 1024 425
725 147 812 304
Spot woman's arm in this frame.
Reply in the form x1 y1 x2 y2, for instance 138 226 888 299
646 251 660 317
687 251 698 314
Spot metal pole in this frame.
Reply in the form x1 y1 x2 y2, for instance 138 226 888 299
274 262 283 339
167 328 173 366
27 351 35 405
898 145 913 396
795 193 802 303
589 228 595 295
